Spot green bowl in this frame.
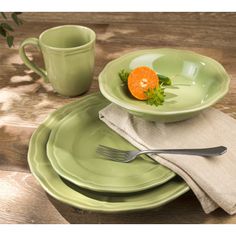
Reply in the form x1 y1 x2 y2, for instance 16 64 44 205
98 48 230 122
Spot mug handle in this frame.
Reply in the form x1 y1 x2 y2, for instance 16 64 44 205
19 37 49 82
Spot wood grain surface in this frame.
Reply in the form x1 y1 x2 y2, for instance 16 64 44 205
0 12 236 224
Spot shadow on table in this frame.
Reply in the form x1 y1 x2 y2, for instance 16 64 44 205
47 191 231 224
0 45 60 96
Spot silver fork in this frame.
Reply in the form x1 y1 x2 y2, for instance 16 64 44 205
96 145 227 163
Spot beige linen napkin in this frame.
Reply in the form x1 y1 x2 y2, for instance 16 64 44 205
99 104 236 214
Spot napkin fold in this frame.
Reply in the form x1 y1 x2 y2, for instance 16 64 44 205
99 104 236 215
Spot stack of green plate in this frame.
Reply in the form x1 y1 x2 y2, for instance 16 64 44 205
28 93 189 213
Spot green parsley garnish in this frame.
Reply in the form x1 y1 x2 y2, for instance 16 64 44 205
158 74 172 86
118 69 129 84
145 86 166 106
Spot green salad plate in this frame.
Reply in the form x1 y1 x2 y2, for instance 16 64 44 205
28 93 190 212
99 48 230 122
47 93 174 193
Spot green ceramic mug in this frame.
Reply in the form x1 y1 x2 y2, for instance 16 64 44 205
19 25 96 97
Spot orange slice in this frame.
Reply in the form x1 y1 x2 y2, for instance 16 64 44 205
128 66 159 100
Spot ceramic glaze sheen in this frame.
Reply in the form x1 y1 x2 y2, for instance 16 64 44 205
19 25 96 97
47 94 175 193
99 48 230 122
28 93 189 213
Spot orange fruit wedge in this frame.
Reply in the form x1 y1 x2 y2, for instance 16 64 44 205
127 66 159 100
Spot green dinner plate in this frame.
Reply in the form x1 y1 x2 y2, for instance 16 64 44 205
47 93 175 193
99 48 230 122
28 93 190 213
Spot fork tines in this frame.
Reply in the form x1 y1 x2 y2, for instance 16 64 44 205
96 145 129 161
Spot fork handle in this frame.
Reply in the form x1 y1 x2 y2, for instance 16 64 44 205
139 146 227 157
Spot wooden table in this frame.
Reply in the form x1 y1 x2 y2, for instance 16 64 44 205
0 12 236 224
